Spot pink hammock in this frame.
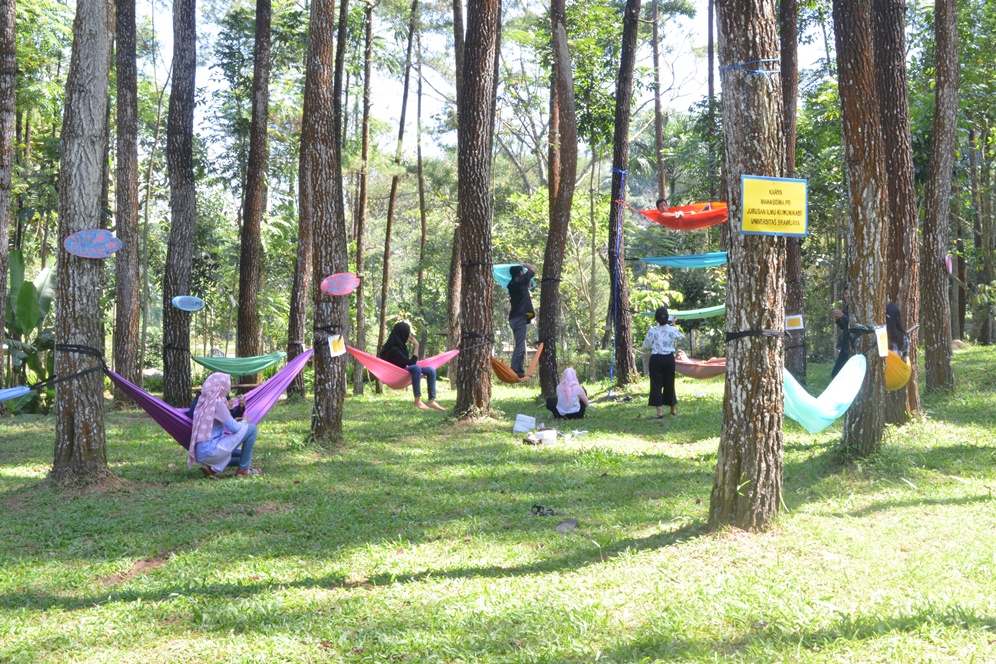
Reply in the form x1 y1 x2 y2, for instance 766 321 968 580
106 349 314 449
674 351 728 379
346 346 459 390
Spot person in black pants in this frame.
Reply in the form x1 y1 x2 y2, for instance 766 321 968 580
831 287 851 378
642 306 683 418
507 263 537 378
545 368 589 420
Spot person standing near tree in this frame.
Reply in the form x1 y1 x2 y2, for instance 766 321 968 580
831 286 851 378
642 305 683 418
508 263 537 378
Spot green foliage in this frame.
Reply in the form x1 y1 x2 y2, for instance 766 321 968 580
4 251 57 412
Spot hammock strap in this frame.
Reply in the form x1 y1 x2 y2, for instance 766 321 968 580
725 329 785 342
460 331 495 353
55 344 105 360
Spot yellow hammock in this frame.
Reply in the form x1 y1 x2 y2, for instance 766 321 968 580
885 351 912 391
492 342 544 384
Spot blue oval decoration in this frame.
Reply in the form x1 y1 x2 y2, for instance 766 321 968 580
171 295 205 312
321 272 361 296
64 229 123 259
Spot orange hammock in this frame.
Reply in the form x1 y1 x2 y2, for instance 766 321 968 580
346 346 460 390
884 351 912 391
674 351 728 379
492 342 544 384
625 201 728 231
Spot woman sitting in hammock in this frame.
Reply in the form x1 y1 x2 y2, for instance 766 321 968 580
189 372 260 478
379 322 446 411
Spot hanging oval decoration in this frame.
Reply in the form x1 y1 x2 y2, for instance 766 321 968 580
945 255 953 275
320 272 361 296
64 229 123 259
171 295 205 312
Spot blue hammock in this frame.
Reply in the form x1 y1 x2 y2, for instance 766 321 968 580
640 252 728 269
783 354 867 433
494 264 536 290
0 386 32 402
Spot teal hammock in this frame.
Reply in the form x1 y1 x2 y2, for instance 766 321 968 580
783 354 866 433
641 304 727 320
192 352 287 376
494 264 536 290
640 252 728 269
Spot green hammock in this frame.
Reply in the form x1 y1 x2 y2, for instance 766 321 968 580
641 304 727 320
783 354 866 433
192 352 287 376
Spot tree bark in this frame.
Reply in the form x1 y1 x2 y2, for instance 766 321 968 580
306 0 349 447
113 0 141 407
446 0 466 380
606 0 641 386
416 30 429 349
652 0 667 201
0 0 13 400
162 0 197 406
707 0 717 200
708 0 785 532
873 0 920 422
352 1 373 395
922 0 958 390
538 1 578 398
454 0 501 417
780 0 806 385
834 0 888 456
236 0 272 384
52 0 110 484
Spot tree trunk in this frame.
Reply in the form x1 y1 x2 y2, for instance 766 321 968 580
652 0 667 201
922 0 958 390
236 0 272 385
52 0 110 485
446 0 466 381
113 0 140 407
454 0 501 417
969 126 994 344
416 30 429 346
162 0 197 406
606 0 641 386
538 0 578 398
140 72 168 381
352 1 373 395
834 0 888 456
0 0 13 400
306 0 349 448
874 0 920 423
375 0 418 393
780 0 806 385
708 0 785 532
707 0 717 200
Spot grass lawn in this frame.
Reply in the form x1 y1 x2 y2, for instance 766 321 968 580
2 346 996 662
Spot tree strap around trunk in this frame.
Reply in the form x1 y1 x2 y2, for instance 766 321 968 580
725 329 785 342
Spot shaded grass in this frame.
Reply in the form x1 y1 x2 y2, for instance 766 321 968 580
1 346 995 662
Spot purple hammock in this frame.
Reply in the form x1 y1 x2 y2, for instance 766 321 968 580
106 349 314 449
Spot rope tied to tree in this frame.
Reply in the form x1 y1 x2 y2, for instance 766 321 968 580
724 329 785 342
720 58 780 76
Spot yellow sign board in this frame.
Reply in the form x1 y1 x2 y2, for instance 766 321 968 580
740 175 808 237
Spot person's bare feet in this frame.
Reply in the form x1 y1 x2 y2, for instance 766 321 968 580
415 399 430 410
427 400 446 411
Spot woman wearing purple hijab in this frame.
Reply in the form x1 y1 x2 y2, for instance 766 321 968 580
189 372 260 478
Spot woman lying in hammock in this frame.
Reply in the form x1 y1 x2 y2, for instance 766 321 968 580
379 322 446 411
189 372 261 478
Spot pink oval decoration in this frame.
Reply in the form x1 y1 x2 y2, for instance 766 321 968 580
64 229 123 259
945 255 953 274
321 272 361 296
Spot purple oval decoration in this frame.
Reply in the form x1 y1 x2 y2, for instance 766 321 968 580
64 229 123 259
321 272 361 296
171 295 205 312
945 255 953 275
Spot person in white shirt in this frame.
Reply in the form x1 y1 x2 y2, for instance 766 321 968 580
642 306 684 418
545 367 589 420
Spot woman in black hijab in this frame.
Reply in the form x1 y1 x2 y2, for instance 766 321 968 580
378 322 445 410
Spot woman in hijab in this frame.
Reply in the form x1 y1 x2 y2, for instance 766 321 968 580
545 367 589 420
189 372 260 478
378 321 446 410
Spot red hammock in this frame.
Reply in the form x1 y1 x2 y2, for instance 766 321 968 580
674 351 727 379
347 346 459 390
630 201 728 231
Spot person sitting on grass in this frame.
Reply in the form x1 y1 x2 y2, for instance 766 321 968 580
545 367 589 420
378 321 446 411
189 372 260 478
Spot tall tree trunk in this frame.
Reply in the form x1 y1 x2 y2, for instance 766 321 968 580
0 0 13 400
307 0 349 447
834 0 888 456
606 0 641 386
162 0 197 406
874 0 920 423
416 29 429 349
922 0 958 390
375 0 418 393
52 0 111 484
780 0 806 385
707 0 717 200
446 0 466 380
352 1 373 395
140 70 168 381
454 0 500 417
113 0 141 406
538 0 578 398
708 0 785 532
652 0 667 201
969 125 994 344
236 0 272 385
